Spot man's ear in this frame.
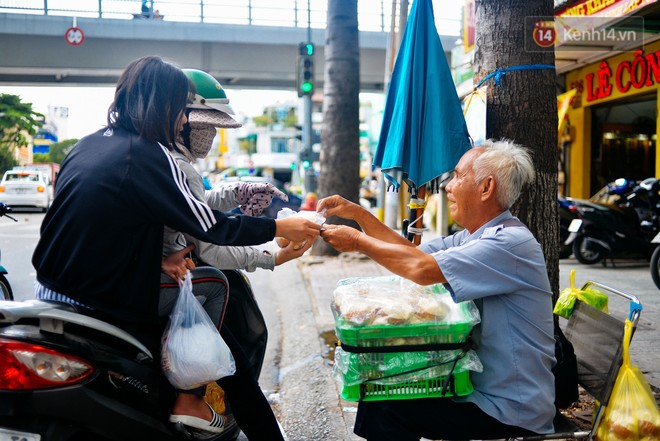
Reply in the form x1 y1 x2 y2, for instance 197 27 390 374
481 176 495 201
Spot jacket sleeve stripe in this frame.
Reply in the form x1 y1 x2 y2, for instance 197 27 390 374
158 144 216 231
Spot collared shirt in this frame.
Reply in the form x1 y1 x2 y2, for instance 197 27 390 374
420 211 556 434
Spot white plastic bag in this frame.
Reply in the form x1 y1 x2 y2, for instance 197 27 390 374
161 271 236 390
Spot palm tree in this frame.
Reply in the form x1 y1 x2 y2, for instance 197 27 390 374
312 0 361 256
474 0 559 295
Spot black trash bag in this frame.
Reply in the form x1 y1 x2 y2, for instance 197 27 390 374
553 321 579 409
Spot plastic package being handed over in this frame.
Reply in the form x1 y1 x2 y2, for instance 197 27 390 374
275 207 326 248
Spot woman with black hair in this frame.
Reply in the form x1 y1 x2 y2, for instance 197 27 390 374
31 56 320 437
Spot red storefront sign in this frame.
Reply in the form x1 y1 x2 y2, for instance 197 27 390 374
584 49 660 101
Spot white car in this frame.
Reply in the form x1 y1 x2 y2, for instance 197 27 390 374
0 169 51 211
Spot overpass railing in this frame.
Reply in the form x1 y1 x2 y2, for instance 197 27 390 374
0 0 404 32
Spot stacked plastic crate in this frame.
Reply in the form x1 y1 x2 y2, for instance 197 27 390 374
331 276 482 402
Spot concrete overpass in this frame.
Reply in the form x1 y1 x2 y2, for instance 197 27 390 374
0 12 459 92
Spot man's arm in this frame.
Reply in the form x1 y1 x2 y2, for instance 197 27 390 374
320 224 446 285
317 195 413 247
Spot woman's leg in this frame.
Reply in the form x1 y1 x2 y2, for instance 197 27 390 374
160 267 229 424
159 266 228 327
217 325 285 441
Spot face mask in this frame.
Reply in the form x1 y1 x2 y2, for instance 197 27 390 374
187 123 217 159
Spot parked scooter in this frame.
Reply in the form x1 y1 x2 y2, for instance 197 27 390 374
568 178 660 265
558 196 579 259
650 241 660 289
0 268 268 441
0 203 17 301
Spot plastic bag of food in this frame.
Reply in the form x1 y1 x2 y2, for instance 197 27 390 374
332 346 483 387
332 276 480 327
161 271 236 390
595 320 660 440
554 269 609 319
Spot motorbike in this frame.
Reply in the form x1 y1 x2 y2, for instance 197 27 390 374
0 203 17 301
568 178 660 265
0 268 268 441
650 238 660 289
558 196 579 259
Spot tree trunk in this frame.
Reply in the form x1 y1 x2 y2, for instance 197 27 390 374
312 0 361 256
474 0 560 298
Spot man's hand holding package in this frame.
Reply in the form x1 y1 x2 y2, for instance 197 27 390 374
316 195 363 221
320 224 362 252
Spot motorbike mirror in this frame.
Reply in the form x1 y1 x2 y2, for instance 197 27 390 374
0 203 17 222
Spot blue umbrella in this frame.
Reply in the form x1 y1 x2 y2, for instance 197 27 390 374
374 0 471 240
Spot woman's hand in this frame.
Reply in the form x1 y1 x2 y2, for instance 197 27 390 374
274 238 314 265
161 244 196 280
319 224 362 252
316 195 362 220
234 182 288 216
274 216 321 243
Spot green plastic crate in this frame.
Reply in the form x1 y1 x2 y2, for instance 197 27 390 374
333 279 476 348
336 347 474 402
341 370 473 402
336 319 473 348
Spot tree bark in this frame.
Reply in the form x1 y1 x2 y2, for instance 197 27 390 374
474 0 560 297
312 0 361 256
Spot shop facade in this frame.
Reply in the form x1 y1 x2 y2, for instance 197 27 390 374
563 40 660 199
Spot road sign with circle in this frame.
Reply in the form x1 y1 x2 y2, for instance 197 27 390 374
65 27 85 46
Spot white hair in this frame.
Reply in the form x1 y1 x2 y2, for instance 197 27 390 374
472 139 535 209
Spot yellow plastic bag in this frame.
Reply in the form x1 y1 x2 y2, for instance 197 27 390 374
554 269 609 319
595 320 660 441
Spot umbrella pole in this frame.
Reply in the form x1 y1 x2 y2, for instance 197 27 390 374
406 184 427 244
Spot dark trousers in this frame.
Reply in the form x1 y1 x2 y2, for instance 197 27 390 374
160 268 283 441
217 325 284 441
354 398 540 441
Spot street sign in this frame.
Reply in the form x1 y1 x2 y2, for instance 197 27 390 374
64 27 85 46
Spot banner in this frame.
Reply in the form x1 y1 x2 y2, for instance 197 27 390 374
557 89 577 138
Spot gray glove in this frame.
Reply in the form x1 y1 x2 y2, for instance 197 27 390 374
234 182 288 216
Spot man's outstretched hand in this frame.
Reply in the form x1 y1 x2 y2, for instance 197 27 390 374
320 224 362 252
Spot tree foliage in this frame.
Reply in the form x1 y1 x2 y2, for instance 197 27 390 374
45 138 78 164
0 94 44 172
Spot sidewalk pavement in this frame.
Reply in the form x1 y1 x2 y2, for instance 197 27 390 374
295 251 660 437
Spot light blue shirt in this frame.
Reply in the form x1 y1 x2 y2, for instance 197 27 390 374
420 211 556 434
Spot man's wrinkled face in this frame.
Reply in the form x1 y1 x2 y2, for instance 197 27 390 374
445 149 482 227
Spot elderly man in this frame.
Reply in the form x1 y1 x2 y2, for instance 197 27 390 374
318 139 556 441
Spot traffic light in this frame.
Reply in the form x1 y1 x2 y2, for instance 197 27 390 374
297 42 314 97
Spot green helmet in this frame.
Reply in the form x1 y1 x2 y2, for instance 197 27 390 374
183 69 236 115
